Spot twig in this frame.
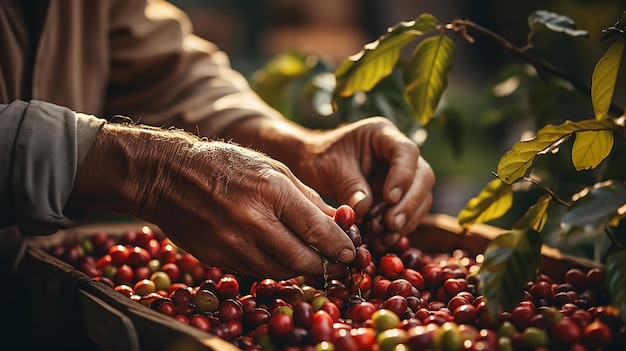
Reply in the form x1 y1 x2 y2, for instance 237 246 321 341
510 175 624 248
448 19 625 117
521 176 571 207
605 227 624 249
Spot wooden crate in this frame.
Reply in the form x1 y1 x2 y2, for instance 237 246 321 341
21 222 239 351
414 214 602 282
18 213 603 350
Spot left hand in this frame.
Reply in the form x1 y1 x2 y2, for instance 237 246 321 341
291 117 435 245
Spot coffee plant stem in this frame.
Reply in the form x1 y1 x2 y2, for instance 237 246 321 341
605 228 624 249
450 19 625 117
521 176 571 207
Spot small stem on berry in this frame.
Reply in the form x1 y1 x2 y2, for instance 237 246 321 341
358 270 365 297
322 256 329 290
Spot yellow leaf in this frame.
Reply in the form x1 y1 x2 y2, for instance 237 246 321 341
592 41 624 120
458 179 513 227
572 130 614 170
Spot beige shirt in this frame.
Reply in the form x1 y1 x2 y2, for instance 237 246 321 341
0 0 282 236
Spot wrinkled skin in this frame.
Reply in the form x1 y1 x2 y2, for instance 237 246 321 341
292 117 435 245
69 115 435 279
225 116 436 247
68 123 355 279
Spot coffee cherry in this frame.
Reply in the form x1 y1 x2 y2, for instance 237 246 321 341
220 299 244 322
150 271 171 292
189 315 211 332
384 295 409 319
565 268 587 291
376 327 409 351
552 319 582 345
386 278 413 298
402 268 425 291
114 284 134 297
49 227 626 351
583 320 613 348
346 227 362 247
521 326 549 348
134 279 156 296
379 254 404 278
333 205 356 232
218 275 240 299
154 299 176 316
128 246 151 267
354 247 372 271
585 268 606 289
310 310 334 344
372 309 401 333
192 289 219 313
108 245 130 266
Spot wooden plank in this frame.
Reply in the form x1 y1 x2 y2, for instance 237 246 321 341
78 289 141 351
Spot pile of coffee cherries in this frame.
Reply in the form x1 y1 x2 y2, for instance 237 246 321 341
46 206 625 350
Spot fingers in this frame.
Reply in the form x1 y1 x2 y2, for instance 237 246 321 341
382 156 435 241
277 173 356 264
283 191 356 264
251 217 352 279
239 168 356 278
372 122 421 207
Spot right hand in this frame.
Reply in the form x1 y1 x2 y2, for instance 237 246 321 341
67 123 355 279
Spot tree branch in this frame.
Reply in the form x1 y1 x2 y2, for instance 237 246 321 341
448 19 625 117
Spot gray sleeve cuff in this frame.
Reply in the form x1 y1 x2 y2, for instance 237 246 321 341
0 100 104 236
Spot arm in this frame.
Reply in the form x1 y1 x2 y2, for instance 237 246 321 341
103 0 435 243
65 122 355 279
0 99 355 278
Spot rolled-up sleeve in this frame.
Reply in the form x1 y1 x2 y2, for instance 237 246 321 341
0 100 105 236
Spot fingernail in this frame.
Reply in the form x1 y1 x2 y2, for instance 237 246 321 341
389 187 402 203
349 190 367 208
394 213 406 231
337 248 355 264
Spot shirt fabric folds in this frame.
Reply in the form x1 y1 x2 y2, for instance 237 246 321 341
0 0 282 237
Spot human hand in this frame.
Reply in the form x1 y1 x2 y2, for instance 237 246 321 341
292 117 435 245
67 123 355 279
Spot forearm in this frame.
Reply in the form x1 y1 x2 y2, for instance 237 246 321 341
218 115 315 178
66 123 200 219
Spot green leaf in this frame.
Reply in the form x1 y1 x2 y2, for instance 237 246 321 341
527 10 589 38
561 181 626 237
512 195 551 232
251 52 325 119
497 119 616 184
477 228 543 317
572 130 614 170
334 14 439 98
333 74 415 133
592 42 624 121
605 250 626 321
458 178 513 227
403 34 455 125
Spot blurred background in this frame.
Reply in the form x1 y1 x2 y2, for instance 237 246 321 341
167 0 626 225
